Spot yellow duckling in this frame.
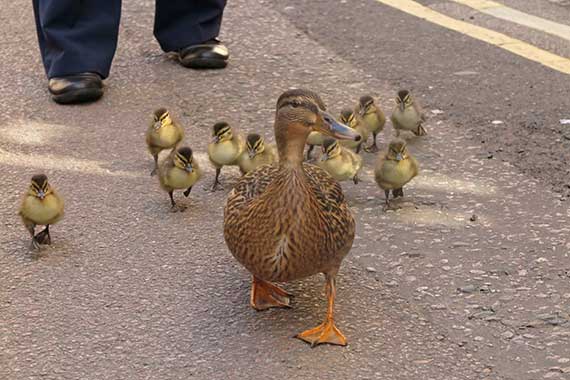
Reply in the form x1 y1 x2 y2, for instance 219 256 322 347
146 108 185 176
374 138 419 205
224 89 362 347
207 121 245 190
338 108 367 154
303 95 328 161
391 90 427 137
19 174 64 250
238 133 278 174
355 95 386 153
317 138 363 184
158 146 202 212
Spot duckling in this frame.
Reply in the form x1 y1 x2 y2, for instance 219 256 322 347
390 90 427 137
224 89 361 347
158 146 202 211
238 133 278 174
207 121 245 190
374 138 419 205
317 138 363 184
19 174 64 250
305 131 326 161
146 108 185 176
338 108 367 154
355 95 386 153
303 94 328 161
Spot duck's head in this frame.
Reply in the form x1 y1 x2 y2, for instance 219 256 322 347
246 133 265 159
358 95 376 117
212 121 233 143
395 90 413 112
173 146 195 173
275 89 360 166
320 138 341 162
386 138 409 162
152 108 172 130
28 174 52 200
339 108 357 129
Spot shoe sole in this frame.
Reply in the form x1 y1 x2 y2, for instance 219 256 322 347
179 57 228 69
52 88 103 105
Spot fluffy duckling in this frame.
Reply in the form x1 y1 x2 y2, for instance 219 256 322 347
19 174 64 250
317 138 363 184
390 90 427 137
355 95 386 153
158 146 202 211
374 138 419 205
146 108 185 176
207 121 245 190
238 133 278 174
338 108 367 154
305 131 326 161
224 89 362 347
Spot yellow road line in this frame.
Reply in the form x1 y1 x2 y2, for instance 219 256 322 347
374 0 570 75
451 0 570 41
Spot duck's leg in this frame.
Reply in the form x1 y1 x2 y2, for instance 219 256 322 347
355 142 362 154
183 186 193 197
365 131 380 153
150 154 159 176
353 174 360 185
296 273 347 347
212 168 224 191
393 187 404 198
24 220 40 250
35 225 51 245
250 276 291 310
384 189 390 205
306 145 315 161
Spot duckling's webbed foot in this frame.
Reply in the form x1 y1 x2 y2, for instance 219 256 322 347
150 155 159 176
35 225 51 245
183 186 193 197
250 276 291 311
296 274 347 347
364 133 379 153
30 238 41 250
168 191 186 212
211 168 224 191
393 188 404 198
416 124 427 136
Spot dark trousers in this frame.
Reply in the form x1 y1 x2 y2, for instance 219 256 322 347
33 0 227 79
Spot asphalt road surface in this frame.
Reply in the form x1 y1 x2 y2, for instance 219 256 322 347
1 0 569 379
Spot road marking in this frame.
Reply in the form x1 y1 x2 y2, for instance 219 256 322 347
374 0 570 74
451 0 570 41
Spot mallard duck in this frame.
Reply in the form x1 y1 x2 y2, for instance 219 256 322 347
355 95 386 153
390 90 427 137
224 89 361 347
338 108 367 154
207 121 245 190
146 108 185 176
374 138 419 205
19 174 64 250
317 138 363 184
158 146 202 211
238 133 278 174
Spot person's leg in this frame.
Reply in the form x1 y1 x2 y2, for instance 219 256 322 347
33 0 121 103
154 0 229 69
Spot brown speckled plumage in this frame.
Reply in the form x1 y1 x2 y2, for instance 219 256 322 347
223 89 358 346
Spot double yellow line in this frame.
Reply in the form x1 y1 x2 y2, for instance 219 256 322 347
375 0 570 75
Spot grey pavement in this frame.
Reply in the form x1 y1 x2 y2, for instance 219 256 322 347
1 0 569 379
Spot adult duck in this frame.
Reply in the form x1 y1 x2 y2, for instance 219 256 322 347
224 89 360 346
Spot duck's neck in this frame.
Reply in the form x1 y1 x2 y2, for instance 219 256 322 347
275 121 310 169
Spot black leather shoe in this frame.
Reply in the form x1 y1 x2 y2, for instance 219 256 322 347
48 72 103 104
178 39 229 69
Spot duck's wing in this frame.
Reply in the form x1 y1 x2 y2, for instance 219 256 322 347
225 164 280 211
302 163 346 213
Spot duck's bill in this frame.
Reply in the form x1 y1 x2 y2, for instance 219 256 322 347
318 111 361 142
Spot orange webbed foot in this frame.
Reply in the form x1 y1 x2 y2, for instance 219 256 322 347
296 319 347 347
250 277 292 311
